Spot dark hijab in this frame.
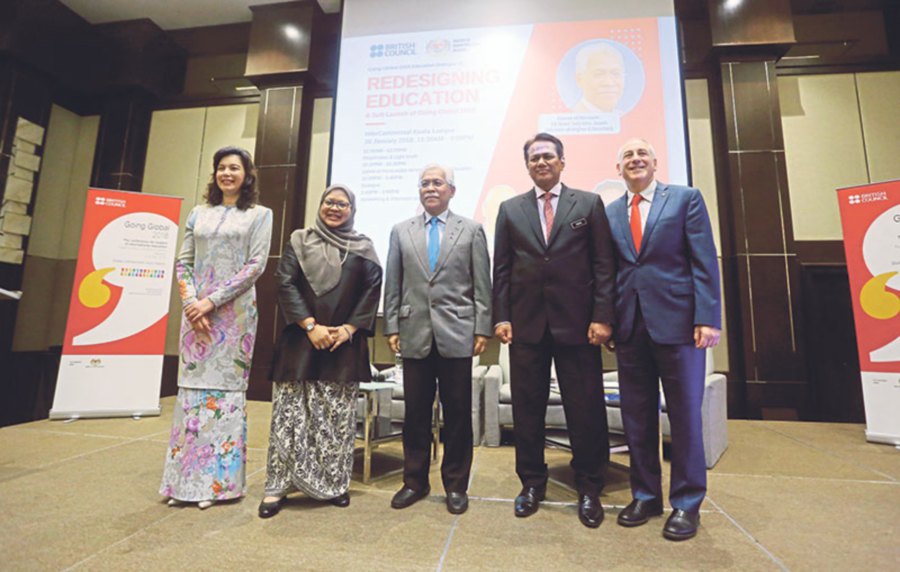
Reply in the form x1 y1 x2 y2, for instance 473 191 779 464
290 184 380 296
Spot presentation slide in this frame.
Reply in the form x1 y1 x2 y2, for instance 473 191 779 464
332 1 686 260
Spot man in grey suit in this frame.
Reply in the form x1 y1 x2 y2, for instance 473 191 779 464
384 164 492 515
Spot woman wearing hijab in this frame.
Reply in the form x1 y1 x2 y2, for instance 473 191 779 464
160 146 272 509
258 184 382 518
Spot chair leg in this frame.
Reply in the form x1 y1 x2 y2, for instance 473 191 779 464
432 393 441 460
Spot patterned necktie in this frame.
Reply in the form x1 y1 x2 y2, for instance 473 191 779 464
630 193 643 253
428 217 440 272
542 192 554 241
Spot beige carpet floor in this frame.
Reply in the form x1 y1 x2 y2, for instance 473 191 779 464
1 396 897 571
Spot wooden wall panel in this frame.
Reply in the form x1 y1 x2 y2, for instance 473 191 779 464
779 74 868 241
708 0 794 47
800 264 864 423
857 71 900 184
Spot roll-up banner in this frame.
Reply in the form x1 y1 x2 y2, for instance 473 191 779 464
50 189 182 420
837 180 900 445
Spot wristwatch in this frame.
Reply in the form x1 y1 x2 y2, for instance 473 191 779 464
304 320 316 332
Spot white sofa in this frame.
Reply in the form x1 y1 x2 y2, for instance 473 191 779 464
373 357 488 446
482 345 728 468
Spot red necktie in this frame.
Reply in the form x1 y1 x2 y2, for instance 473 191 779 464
542 193 554 241
630 193 643 253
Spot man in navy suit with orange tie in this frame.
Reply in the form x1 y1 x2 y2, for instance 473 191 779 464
607 138 721 541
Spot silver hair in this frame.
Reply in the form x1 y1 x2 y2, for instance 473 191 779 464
617 138 657 163
418 164 455 188
575 42 624 75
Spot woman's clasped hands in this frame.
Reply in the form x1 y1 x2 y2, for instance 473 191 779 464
185 298 215 337
306 322 357 352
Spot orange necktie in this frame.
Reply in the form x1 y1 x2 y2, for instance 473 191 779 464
542 192 554 241
630 193 643 253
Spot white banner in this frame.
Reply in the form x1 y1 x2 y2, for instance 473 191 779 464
51 189 182 419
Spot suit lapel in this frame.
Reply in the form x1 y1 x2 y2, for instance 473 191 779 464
610 195 637 261
407 216 430 275
547 186 576 247
641 183 670 253
518 191 545 248
433 212 463 276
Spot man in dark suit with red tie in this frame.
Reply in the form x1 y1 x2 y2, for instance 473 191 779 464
492 132 616 528
607 138 721 541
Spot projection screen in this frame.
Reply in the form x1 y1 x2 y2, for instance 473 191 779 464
331 0 687 262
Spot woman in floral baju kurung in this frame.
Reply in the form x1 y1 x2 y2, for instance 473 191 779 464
160 146 273 508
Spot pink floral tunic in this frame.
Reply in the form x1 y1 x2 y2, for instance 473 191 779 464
175 204 273 391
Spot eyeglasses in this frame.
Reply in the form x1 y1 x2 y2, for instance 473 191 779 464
419 178 448 189
323 199 351 210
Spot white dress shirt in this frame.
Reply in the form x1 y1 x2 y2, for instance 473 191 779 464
534 182 562 237
625 180 657 232
424 209 449 248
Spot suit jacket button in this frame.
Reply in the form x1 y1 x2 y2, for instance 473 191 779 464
544 257 550 261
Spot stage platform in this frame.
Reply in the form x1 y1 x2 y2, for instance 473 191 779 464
1 396 897 571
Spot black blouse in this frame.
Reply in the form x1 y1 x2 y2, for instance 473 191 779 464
269 245 382 383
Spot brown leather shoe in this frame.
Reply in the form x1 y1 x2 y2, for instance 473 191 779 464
617 498 664 527
446 491 468 514
578 494 604 528
514 486 545 517
391 486 430 509
663 509 700 541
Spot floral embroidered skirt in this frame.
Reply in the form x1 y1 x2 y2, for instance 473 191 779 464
160 388 247 502
264 380 359 500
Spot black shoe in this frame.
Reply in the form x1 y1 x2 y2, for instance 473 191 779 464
391 486 430 509
258 497 284 519
514 486 545 518
617 498 664 527
328 492 350 508
446 492 468 515
663 509 700 541
578 494 604 528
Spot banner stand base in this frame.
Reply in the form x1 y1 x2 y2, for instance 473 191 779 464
864 429 900 446
49 407 161 421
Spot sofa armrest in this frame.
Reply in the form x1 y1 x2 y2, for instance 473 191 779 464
471 365 488 446
482 365 503 447
701 373 728 468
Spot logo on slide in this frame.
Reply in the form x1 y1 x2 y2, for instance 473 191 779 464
426 39 451 55
849 192 888 206
369 42 416 58
95 196 127 208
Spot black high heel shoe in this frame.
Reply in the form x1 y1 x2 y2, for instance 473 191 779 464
258 497 284 518
328 492 350 507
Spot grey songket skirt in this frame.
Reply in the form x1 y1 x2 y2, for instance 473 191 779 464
264 380 359 499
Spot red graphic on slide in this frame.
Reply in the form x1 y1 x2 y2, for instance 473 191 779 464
475 19 669 226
